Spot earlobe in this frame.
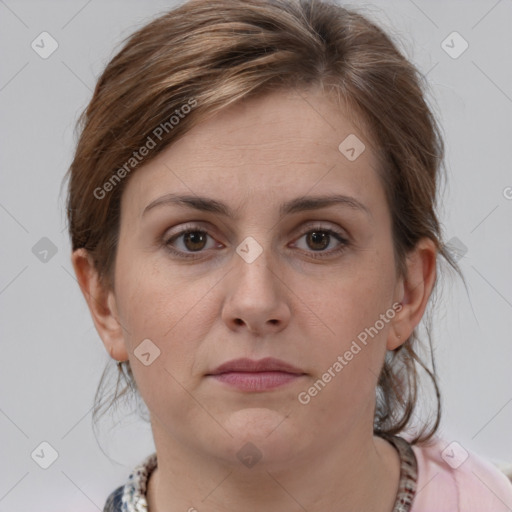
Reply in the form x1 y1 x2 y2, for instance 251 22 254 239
71 248 129 362
387 238 437 351
387 314 404 351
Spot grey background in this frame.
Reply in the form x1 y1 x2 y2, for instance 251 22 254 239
1 0 511 509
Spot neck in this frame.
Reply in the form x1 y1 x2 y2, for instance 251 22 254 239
146 422 400 512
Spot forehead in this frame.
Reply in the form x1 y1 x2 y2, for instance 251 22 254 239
122 87 385 218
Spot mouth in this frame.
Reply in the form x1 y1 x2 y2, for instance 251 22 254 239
205 357 306 392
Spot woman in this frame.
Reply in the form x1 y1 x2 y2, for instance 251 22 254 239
65 0 512 510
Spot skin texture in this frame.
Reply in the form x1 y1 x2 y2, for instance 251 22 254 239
73 86 436 511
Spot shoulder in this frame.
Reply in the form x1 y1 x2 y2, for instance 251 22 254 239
409 436 512 512
102 485 124 512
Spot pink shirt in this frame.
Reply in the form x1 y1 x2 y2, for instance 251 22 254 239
410 437 512 511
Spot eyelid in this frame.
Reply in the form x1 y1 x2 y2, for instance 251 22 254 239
163 221 350 259
296 220 349 238
164 223 223 246
290 224 349 256
164 221 222 241
164 221 348 243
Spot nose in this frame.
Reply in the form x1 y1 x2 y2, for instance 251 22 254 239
221 243 291 336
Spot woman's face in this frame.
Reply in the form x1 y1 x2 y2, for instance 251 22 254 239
107 87 407 467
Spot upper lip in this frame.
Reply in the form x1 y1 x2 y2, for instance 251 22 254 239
207 357 305 375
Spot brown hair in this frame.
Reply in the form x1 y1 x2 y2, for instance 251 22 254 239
65 0 464 444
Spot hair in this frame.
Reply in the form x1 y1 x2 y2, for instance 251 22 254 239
64 0 464 444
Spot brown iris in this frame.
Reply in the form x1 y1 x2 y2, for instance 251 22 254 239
183 231 208 251
306 231 330 251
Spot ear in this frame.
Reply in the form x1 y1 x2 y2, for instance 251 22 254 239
71 248 128 362
387 238 437 350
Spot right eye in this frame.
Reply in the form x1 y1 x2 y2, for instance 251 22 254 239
164 225 224 258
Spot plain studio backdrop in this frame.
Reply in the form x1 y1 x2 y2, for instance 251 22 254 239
0 0 511 509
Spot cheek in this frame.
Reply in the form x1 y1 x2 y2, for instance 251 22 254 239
114 261 208 418
293 246 395 392
114 250 218 379
116 247 196 336
300 249 394 338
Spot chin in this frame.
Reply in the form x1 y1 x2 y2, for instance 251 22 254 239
215 408 303 469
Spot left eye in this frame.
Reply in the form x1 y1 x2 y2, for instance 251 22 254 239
293 228 347 253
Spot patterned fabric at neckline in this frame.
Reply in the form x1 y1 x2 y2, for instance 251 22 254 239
114 435 417 512
385 435 418 512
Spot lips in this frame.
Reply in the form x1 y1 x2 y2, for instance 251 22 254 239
207 357 305 376
206 357 306 392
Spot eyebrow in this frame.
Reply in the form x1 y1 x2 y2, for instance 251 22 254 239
142 193 372 219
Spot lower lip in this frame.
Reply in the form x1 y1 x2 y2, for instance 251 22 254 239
208 371 304 391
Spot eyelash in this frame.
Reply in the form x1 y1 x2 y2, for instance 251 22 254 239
163 224 349 260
